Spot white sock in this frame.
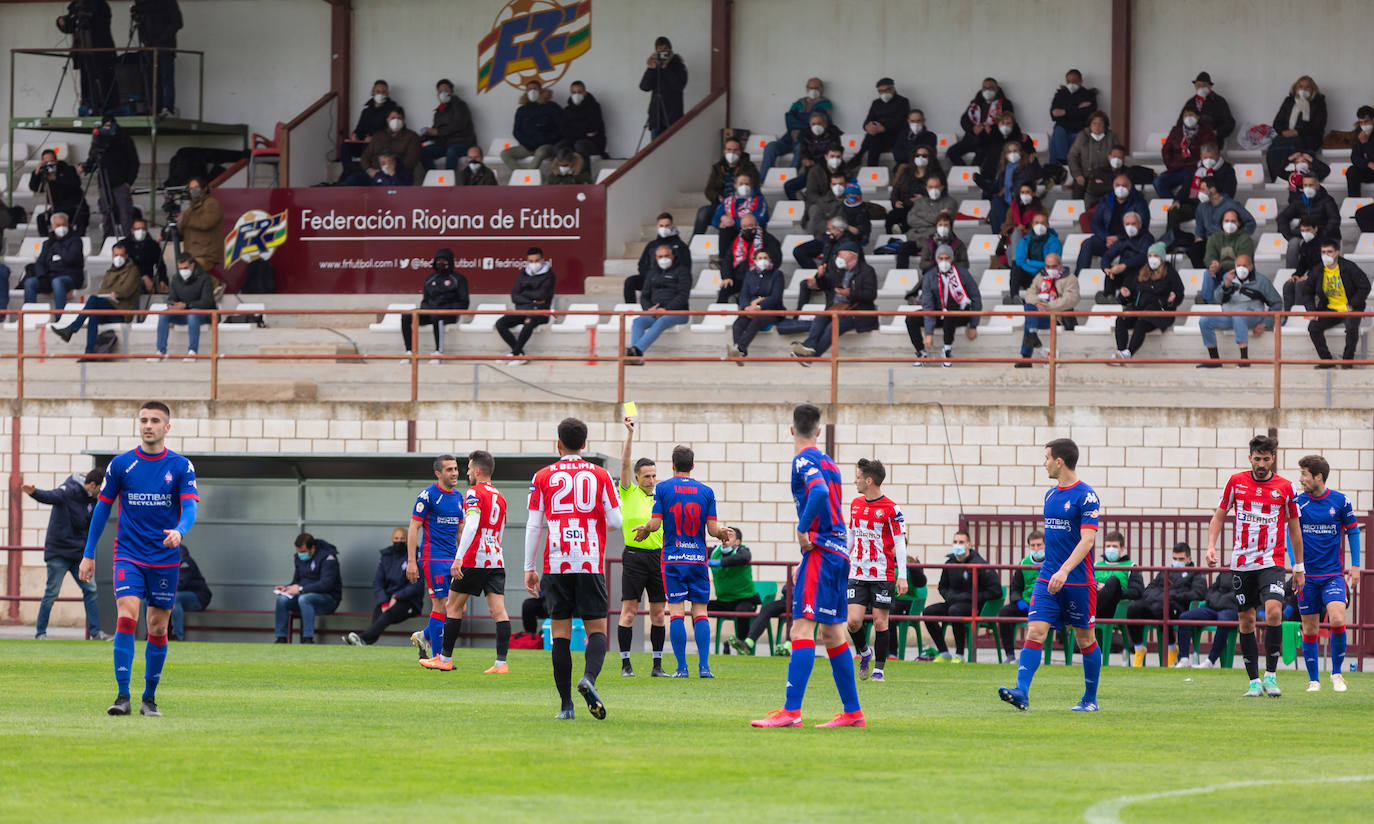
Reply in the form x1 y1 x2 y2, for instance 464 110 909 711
494 658 505 666
438 654 451 663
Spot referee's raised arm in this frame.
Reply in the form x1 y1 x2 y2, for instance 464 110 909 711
619 416 636 488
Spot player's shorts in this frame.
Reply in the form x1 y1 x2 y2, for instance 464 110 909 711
544 572 609 621
452 566 506 597
1298 575 1348 615
113 559 179 610
664 562 710 604
1027 579 1096 630
793 549 849 624
847 579 896 610
424 557 456 599
620 547 666 603
1232 566 1286 611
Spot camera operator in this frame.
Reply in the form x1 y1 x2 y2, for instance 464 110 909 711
58 0 116 116
28 149 90 237
131 0 183 117
164 176 224 299
83 115 139 238
638 36 687 139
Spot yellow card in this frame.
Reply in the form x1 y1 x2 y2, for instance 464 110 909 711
622 401 638 418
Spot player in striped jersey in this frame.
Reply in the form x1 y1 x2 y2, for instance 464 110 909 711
845 458 908 682
1205 435 1304 698
420 450 511 673
1294 454 1359 693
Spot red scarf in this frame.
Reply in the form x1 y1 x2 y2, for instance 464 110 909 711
939 267 971 309
1036 269 1063 302
724 195 760 222
732 230 763 267
1286 169 1304 193
1188 163 1214 199
966 97 1002 128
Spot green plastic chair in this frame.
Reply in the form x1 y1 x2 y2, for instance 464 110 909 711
1188 620 1237 669
971 586 1007 663
713 580 779 655
1281 619 1302 667
894 586 928 660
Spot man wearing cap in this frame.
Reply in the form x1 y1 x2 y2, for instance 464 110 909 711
1181 72 1235 142
856 78 910 167
914 244 981 367
790 243 878 362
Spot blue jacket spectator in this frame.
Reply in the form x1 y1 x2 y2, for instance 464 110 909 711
712 187 770 230
274 533 341 642
24 223 85 311
344 531 426 646
26 469 105 640
1102 229 1155 274
289 537 342 602
513 87 561 152
1015 226 1063 275
1076 180 1149 274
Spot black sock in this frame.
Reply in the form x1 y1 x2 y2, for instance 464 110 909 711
442 617 462 657
618 624 633 658
552 637 573 709
1240 631 1259 680
584 632 607 685
495 620 510 661
874 629 890 667
849 627 868 654
1264 624 1282 673
650 623 665 658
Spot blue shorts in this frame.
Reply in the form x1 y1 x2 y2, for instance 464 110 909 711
792 548 849 624
664 563 710 604
113 559 179 610
1027 579 1096 630
1298 575 1348 615
424 557 456 599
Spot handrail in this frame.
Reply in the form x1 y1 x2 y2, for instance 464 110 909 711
599 88 726 187
280 91 338 187
285 91 338 132
210 157 249 189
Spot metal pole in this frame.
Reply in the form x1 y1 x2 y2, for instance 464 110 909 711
15 309 24 400
209 309 219 400
970 564 979 663
829 309 839 409
616 313 626 405
1048 312 1058 409
1273 310 1282 412
6 416 21 622
409 310 419 403
1162 564 1171 663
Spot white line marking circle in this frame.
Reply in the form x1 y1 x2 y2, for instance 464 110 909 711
1084 775 1374 824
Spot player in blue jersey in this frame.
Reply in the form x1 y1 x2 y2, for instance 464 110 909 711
78 401 198 717
999 438 1103 712
407 454 465 668
633 445 725 678
752 404 864 728
1295 455 1360 693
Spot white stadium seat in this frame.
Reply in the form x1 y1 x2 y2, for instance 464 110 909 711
1174 304 1220 336
421 170 454 186
1 302 51 330
1060 233 1090 264
1145 132 1170 155
4 237 46 267
957 199 990 224
1244 197 1277 226
1347 233 1374 264
978 269 1010 302
1048 199 1084 228
1340 198 1372 222
746 133 775 157
967 233 999 263
1271 269 1295 291
1177 269 1207 299
762 167 795 193
1074 305 1121 335
484 136 517 163
550 303 599 332
88 236 119 267
459 304 507 332
688 233 720 261
596 304 638 333
857 166 890 190
1254 233 1288 261
947 166 978 191
1232 163 1264 189
691 268 722 297
1022 132 1048 156
772 200 804 225
879 304 918 334
1148 199 1172 226
780 233 812 261
689 303 734 332
879 269 919 298
368 303 415 332
509 169 541 186
838 132 862 158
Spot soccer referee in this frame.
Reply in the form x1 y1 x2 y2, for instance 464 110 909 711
616 415 668 677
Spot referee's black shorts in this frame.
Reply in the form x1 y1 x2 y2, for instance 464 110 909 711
544 572 609 621
620 547 666 604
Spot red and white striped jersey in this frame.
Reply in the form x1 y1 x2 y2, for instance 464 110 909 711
847 495 906 582
461 483 507 568
528 457 620 575
1220 471 1299 570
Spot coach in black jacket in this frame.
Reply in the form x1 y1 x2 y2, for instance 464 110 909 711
921 535 1003 661
274 534 342 643
401 248 469 354
170 545 212 640
344 528 426 646
25 468 106 639
495 249 557 359
626 242 691 360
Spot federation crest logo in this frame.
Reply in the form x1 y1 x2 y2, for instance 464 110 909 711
224 209 288 269
477 0 592 94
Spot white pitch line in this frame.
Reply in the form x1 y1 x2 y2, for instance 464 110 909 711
1083 774 1374 824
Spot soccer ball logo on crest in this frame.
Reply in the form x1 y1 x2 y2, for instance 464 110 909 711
477 0 593 94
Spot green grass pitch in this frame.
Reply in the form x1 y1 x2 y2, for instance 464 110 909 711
1 640 1371 823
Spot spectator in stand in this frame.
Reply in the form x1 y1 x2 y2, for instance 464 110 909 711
1200 210 1257 304
1196 253 1279 368
22 212 84 313
886 147 941 234
914 245 981 366
727 247 784 362
1266 76 1326 182
1094 531 1144 647
273 533 342 644
400 248 469 356
693 137 758 236
902 175 959 261
343 527 426 646
24 468 109 641
171 177 225 297
1181 71 1235 142
458 146 497 186
1154 107 1218 200
976 112 1033 185
794 215 849 308
1176 570 1237 668
921 531 1001 662
1350 106 1374 198
1276 152 1332 198
50 240 140 356
499 80 561 169
1077 175 1149 274
151 254 215 361
790 112 843 195
905 211 967 276
1286 215 1323 274
707 527 760 649
1096 210 1154 302
28 148 88 237
169 544 211 642
1188 178 1256 269
133 0 183 116
545 149 592 184
124 218 166 294
1066 112 1117 206
420 78 476 173
892 109 937 167
797 181 870 269
1111 243 1186 363
712 173 769 232
347 108 422 186
1016 252 1078 367
494 248 557 362
1276 173 1341 253
346 80 399 168
1127 542 1207 667
760 77 833 177
370 152 410 186
789 243 878 360
1300 241 1370 368
996 530 1044 661
624 241 691 363
724 212 780 306
1010 212 1060 301
999 182 1047 255
640 36 687 138
555 80 606 169
855 77 910 167
981 141 1042 233
1161 142 1234 248
626 212 689 305
85 115 139 238
790 142 844 205
949 77 1015 166
1049 69 1098 166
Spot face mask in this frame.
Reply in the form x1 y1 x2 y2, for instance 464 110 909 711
1031 550 1045 562
1234 265 1249 279
740 229 755 240
936 225 951 238
826 155 842 169
937 259 952 273
468 160 482 170
1109 156 1124 169
558 165 571 175
438 91 452 104
1183 116 1198 129
754 258 771 270
1171 559 1186 568
100 125 115 136
570 93 585 105
1114 185 1130 199
1295 162 1310 174
1201 157 1217 169
724 152 739 164
909 122 924 135
527 89 540 102
1147 255 1162 270
1066 82 1081 93
982 88 997 101
388 119 403 132
373 93 386 105
1222 221 1239 234
735 184 752 198
1363 124 1374 135
1032 222 1047 236
112 255 126 268
178 267 193 280
1321 254 1336 267
392 541 406 552
132 229 147 242
1020 193 1033 205
927 188 942 200
810 123 825 136
53 225 68 238
1195 87 1210 98
910 159 928 171
951 543 968 557
833 256 849 271
657 226 676 238
1303 186 1317 199
1044 267 1061 278
1007 151 1021 164
189 188 203 200
1297 89 1311 100
999 125 1013 137
831 183 845 197
1125 224 1139 237
879 92 893 103
434 259 451 271
1090 131 1105 141
297 552 311 562
807 88 820 100
1300 231 1315 243
656 256 673 270
526 262 541 275
1104 547 1121 562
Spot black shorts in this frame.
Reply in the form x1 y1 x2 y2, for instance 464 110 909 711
544 572 609 621
847 579 896 610
620 548 666 603
452 567 506 597
1233 566 1286 612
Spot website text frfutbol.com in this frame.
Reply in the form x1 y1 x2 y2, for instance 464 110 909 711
317 257 529 270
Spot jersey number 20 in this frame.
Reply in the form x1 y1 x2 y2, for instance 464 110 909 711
549 470 597 514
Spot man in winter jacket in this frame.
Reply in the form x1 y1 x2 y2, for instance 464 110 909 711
544 150 592 185
343 527 426 646
555 81 607 167
1126 543 1208 667
495 248 557 360
51 240 141 354
693 138 759 235
457 146 497 187
856 77 911 166
401 248 469 354
124 218 166 293
892 109 938 167
949 78 1015 166
914 245 982 365
24 468 109 640
499 81 562 169
1300 242 1371 368
905 175 960 246
274 533 342 643
1276 175 1341 247
153 255 216 359
170 177 224 294
357 108 423 185
85 115 139 237
625 242 691 361
1049 69 1098 164
790 243 878 359
1200 211 1257 303
1180 72 1235 142
1097 211 1154 301
169 545 212 641
28 148 88 236
760 77 834 176
1076 175 1149 274
1176 570 1238 668
1197 254 1281 368
728 249 785 360
23 212 85 312
420 79 476 173
921 531 1003 662
626 213 691 304
1017 253 1080 365
639 36 687 138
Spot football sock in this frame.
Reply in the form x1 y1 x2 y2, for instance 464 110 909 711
1080 640 1101 704
650 623 665 659
441 617 462 659
1331 627 1347 675
618 624 633 658
874 628 890 667
1016 640 1043 695
1264 624 1282 674
693 616 711 671
1302 634 1320 682
783 639 816 711
828 644 861 713
495 620 510 663
143 633 168 702
583 631 607 684
426 611 444 656
113 616 136 697
551 637 573 709
669 615 687 671
849 627 868 655
1239 630 1259 680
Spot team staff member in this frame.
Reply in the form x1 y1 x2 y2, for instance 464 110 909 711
615 415 667 677
24 468 109 641
708 526 759 653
